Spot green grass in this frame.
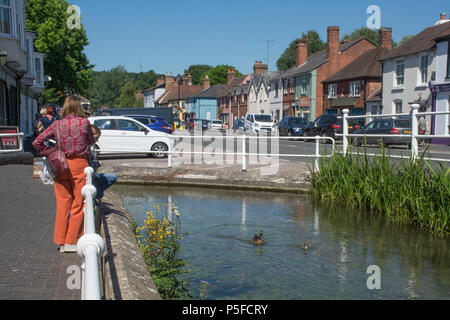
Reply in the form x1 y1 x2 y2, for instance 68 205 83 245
309 147 449 236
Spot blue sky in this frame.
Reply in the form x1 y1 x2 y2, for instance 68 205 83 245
70 0 450 75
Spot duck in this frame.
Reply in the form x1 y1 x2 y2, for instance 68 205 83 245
252 231 264 246
302 241 310 251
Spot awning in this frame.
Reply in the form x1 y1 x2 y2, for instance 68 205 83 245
330 97 356 108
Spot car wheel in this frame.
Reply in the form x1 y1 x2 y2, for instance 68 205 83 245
150 142 168 159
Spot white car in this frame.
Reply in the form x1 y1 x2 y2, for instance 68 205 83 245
210 120 224 131
88 116 171 158
244 113 276 134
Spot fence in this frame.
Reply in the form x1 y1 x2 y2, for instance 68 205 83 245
77 167 105 300
0 132 24 153
340 104 450 163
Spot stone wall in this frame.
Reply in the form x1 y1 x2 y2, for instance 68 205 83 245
100 191 161 300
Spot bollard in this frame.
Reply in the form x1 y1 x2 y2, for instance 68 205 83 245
411 104 420 161
342 109 349 156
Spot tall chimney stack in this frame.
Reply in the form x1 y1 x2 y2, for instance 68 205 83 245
379 27 392 51
203 75 210 90
226 68 235 85
441 12 446 20
165 73 176 91
296 39 308 67
327 26 340 75
253 61 268 74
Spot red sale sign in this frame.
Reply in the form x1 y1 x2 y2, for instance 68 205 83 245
0 127 19 151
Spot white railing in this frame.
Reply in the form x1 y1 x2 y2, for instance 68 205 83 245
340 104 450 163
0 132 24 153
166 135 335 173
77 167 105 300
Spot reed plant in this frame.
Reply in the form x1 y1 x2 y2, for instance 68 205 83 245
309 146 449 236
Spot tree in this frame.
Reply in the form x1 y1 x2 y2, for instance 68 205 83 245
26 0 94 104
89 66 129 108
343 26 380 46
205 65 243 85
184 64 213 85
119 81 137 108
276 30 326 71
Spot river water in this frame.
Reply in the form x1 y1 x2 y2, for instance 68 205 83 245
113 185 450 300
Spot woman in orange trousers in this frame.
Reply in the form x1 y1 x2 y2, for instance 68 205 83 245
33 96 95 253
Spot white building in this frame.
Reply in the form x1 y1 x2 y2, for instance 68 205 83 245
0 0 45 140
143 80 165 108
429 28 450 140
247 70 283 118
268 73 283 122
380 15 450 135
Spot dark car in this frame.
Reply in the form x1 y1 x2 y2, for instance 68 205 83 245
352 118 423 147
123 114 174 134
303 114 361 139
233 119 245 131
278 117 308 137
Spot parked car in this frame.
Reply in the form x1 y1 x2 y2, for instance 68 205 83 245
303 114 361 139
88 116 170 158
352 118 423 147
278 117 309 137
123 114 174 134
244 113 276 134
233 118 245 132
210 119 224 131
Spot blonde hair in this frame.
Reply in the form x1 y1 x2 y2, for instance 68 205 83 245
62 96 85 119
40 108 47 116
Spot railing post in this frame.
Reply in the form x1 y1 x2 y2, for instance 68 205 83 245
314 136 320 173
242 134 247 172
342 109 349 156
411 104 420 161
168 137 173 168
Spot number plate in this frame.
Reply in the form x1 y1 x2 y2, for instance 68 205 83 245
404 130 412 134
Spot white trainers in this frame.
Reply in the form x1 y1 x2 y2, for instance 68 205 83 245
64 244 77 253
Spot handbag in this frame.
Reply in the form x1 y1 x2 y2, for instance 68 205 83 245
43 121 69 178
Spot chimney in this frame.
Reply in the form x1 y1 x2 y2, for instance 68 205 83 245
327 26 340 75
203 75 210 90
441 12 446 20
253 61 268 74
165 73 176 91
156 76 164 86
227 68 235 85
296 39 308 67
379 27 392 51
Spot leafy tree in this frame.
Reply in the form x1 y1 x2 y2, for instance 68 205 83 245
119 81 137 108
343 26 380 46
394 35 414 49
205 65 243 85
26 0 94 104
276 30 326 71
184 64 213 85
89 66 129 108
129 70 161 91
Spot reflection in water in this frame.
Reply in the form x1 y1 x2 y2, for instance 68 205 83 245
113 185 450 300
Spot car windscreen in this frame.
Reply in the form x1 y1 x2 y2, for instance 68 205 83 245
290 118 307 126
212 120 222 124
394 120 411 128
254 115 272 122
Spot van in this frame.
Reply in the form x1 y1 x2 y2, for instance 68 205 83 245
244 113 276 134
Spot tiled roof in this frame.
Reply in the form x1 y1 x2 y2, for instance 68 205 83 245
323 46 389 83
157 85 204 105
143 82 165 93
280 38 366 79
380 22 450 61
188 84 226 99
218 75 249 97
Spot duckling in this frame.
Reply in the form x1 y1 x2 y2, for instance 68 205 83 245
252 231 264 246
302 241 310 251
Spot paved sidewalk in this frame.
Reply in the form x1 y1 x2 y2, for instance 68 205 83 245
0 164 81 300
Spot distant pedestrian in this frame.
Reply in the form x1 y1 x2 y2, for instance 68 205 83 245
418 116 427 146
89 125 117 200
32 96 95 253
37 106 56 133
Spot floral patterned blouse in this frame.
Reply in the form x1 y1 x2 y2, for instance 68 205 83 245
33 114 95 157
